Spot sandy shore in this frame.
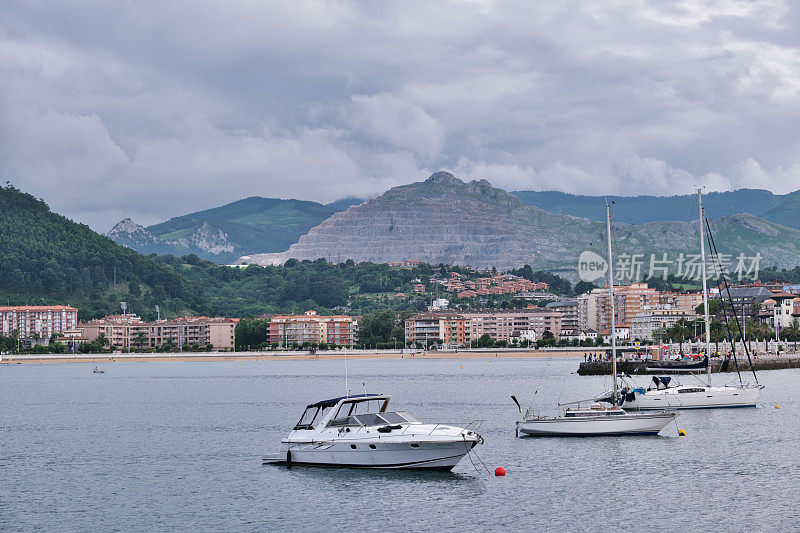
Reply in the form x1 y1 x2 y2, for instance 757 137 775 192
0 349 593 364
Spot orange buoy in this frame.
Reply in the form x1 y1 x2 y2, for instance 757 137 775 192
495 467 506 476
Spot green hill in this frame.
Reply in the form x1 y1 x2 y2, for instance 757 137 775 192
0 185 202 321
107 196 363 263
510 189 800 227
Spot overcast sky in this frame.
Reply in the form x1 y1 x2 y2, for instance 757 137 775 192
3 1 800 231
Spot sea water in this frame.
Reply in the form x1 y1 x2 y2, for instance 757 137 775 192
1 358 798 531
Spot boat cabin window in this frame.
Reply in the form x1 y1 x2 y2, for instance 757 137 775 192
678 388 705 394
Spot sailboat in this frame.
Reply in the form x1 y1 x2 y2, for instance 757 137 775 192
516 203 678 436
619 189 763 410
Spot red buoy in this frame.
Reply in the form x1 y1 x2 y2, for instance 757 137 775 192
495 467 506 476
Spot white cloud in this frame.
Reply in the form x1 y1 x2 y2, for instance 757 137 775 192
345 93 445 158
3 0 800 230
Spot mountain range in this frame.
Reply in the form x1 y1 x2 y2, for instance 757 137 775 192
107 197 363 263
511 189 800 228
106 172 800 270
238 172 800 270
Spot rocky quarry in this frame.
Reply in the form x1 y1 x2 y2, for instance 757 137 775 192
237 172 800 270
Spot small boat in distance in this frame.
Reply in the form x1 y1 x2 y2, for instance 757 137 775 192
515 202 678 437
92 367 106 374
263 394 483 470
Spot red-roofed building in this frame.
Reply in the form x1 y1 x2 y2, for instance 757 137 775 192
769 291 797 328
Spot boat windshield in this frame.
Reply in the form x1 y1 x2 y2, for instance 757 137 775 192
329 399 385 421
294 405 334 430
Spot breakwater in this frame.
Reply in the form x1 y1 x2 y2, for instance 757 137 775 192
577 356 800 376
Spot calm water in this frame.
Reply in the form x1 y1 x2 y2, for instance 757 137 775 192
1 357 798 532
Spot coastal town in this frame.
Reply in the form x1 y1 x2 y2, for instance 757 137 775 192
3 273 800 357
7 3 800 529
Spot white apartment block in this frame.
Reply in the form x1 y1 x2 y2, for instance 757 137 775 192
630 309 689 341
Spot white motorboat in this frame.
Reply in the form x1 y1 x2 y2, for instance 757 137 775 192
611 190 763 410
263 394 483 470
514 202 678 437
517 402 677 437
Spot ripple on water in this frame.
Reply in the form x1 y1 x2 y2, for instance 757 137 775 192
1 359 799 531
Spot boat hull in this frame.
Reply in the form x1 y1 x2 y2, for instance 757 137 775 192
624 385 761 410
266 439 478 470
518 412 677 437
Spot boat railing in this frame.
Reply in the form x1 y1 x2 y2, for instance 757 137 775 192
415 419 485 435
523 408 540 419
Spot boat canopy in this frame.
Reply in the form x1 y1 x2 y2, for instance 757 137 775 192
305 393 386 410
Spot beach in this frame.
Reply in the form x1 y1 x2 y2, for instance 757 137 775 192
0 348 599 364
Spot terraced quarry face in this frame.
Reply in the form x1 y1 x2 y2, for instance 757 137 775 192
240 172 800 271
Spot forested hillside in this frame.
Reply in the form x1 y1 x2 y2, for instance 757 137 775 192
0 184 203 320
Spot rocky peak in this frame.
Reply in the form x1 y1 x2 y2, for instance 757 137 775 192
106 218 164 247
108 218 143 235
175 222 235 254
425 171 463 186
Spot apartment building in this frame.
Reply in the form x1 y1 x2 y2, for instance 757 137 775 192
658 291 705 315
631 309 690 341
81 314 147 348
0 305 78 339
404 312 467 346
81 315 237 350
711 286 773 318
577 290 602 332
545 299 578 330
613 283 659 327
147 317 237 349
405 308 562 346
578 284 659 334
268 310 357 347
463 308 562 343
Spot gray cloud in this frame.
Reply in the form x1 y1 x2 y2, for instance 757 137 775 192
3 0 800 231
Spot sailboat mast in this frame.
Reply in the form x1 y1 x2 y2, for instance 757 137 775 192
605 203 618 406
698 189 712 387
